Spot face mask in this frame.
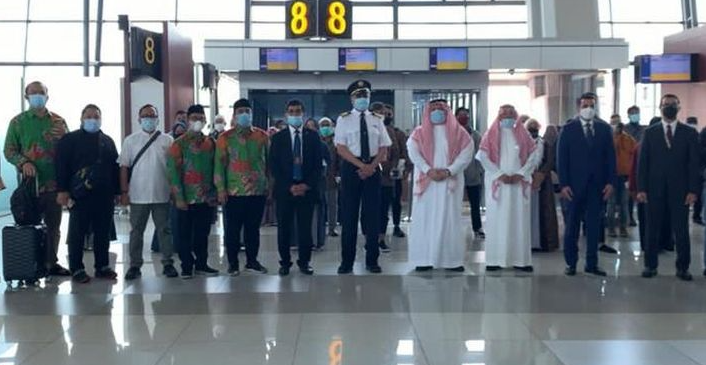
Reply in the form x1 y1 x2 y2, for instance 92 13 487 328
287 116 304 128
528 128 539 138
28 94 47 109
214 123 225 132
384 117 393 126
500 118 515 129
140 117 157 133
320 126 334 137
191 120 204 132
82 118 101 133
662 105 679 120
236 113 252 128
430 110 446 124
353 98 370 112
580 107 596 121
628 114 640 123
457 115 469 126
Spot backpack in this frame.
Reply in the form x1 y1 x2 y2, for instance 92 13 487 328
11 176 41 226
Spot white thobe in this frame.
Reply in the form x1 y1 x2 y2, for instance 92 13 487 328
476 129 543 267
407 125 475 268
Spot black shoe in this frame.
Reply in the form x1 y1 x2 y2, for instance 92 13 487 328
124 267 142 281
475 230 486 239
379 241 391 253
337 266 353 275
329 230 339 237
195 266 219 276
446 266 465 272
677 270 693 281
642 268 658 278
245 262 268 274
599 245 618 254
693 218 704 226
393 227 406 238
565 266 577 276
181 270 194 279
585 267 607 276
279 266 290 276
663 246 675 252
415 266 433 272
227 265 240 277
163 264 178 278
72 270 91 284
513 266 534 273
485 265 502 272
366 265 382 274
95 268 118 280
299 265 315 275
48 264 71 277
629 219 637 227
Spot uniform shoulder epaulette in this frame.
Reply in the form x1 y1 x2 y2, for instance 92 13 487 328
339 111 351 117
371 112 384 119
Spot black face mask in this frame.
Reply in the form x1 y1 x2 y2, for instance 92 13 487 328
528 128 539 138
662 105 679 120
384 117 393 126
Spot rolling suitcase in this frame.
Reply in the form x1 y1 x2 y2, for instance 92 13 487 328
2 225 47 285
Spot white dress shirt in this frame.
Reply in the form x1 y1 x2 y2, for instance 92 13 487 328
117 130 173 204
334 109 392 158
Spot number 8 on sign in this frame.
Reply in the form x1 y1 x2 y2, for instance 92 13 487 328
327 1 346 36
144 36 156 65
290 1 309 36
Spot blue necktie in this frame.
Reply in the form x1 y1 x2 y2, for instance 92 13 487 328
293 129 302 181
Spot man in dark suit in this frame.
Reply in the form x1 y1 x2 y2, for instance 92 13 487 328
557 92 616 277
269 99 322 276
637 94 699 281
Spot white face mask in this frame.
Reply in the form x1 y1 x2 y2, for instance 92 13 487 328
580 107 596 121
191 121 204 132
214 123 225 132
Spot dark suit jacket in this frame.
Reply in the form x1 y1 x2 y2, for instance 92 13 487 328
269 127 323 200
557 117 617 196
637 122 700 200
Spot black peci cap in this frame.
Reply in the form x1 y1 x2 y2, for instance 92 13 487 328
187 104 205 116
233 98 252 110
347 79 372 95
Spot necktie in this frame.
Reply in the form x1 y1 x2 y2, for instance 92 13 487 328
584 122 594 146
360 112 370 161
293 129 302 181
667 124 673 148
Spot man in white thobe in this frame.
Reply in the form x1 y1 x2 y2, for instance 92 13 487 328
407 99 474 272
476 105 543 272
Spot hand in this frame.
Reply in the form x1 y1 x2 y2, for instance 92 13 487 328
335 176 341 184
120 192 130 206
561 186 574 201
509 174 524 184
21 162 36 178
602 184 614 201
175 201 188 211
532 172 545 190
218 192 228 205
636 192 647 203
498 174 510 184
686 193 698 206
56 192 69 207
361 164 376 176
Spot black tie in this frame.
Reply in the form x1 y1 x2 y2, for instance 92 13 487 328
293 129 302 181
585 122 594 146
360 112 370 160
667 124 673 148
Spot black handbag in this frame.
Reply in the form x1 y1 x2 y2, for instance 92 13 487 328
70 137 104 200
10 175 40 226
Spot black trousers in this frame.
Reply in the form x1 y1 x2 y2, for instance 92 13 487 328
67 194 114 273
276 195 314 267
465 185 483 232
224 195 266 267
392 179 403 227
645 194 690 271
177 203 212 272
379 185 394 236
340 161 381 268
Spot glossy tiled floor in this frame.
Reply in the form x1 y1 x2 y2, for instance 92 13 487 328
1 210 706 365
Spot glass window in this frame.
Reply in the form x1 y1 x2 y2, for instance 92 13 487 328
0 24 28 62
352 6 393 23
398 24 466 39
102 0 176 21
93 26 125 63
251 23 285 40
600 23 613 38
399 6 465 23
176 22 245 41
26 23 83 62
597 0 611 22
177 0 245 21
612 23 684 57
252 6 284 22
0 67 24 211
467 23 527 39
353 24 393 39
466 4 527 23
29 0 82 20
0 0 28 20
610 0 682 22
697 0 706 23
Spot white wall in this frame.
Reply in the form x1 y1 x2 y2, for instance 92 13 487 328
130 77 165 135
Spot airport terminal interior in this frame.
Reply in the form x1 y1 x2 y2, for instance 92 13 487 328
2 0 706 364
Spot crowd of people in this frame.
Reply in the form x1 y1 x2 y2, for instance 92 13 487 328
5 80 705 284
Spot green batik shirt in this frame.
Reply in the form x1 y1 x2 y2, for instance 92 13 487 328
214 126 269 197
167 131 216 205
4 109 68 193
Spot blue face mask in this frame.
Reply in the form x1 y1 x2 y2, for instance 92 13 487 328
28 94 47 109
320 126 334 137
628 114 640 123
140 117 157 132
430 110 446 124
500 118 515 129
83 118 101 133
353 98 370 112
287 116 304 128
236 113 252 127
